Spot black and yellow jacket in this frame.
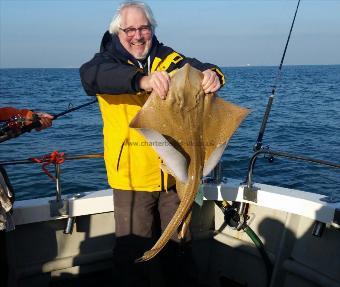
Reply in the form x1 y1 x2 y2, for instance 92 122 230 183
80 31 225 192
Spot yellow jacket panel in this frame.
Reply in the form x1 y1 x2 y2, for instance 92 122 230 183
98 93 176 191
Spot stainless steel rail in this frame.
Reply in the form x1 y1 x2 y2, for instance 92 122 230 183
0 153 104 234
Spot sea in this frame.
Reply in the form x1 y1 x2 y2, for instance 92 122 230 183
0 65 339 200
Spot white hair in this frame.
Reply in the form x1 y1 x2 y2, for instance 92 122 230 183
109 1 157 35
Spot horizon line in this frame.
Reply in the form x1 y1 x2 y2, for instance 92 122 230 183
1 63 340 69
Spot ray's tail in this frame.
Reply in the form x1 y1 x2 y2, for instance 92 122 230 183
135 166 200 263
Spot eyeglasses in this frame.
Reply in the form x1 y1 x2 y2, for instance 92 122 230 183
119 25 151 37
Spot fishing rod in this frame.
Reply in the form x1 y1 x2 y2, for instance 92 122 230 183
0 98 98 143
52 98 98 120
242 0 301 193
230 2 302 286
254 0 301 152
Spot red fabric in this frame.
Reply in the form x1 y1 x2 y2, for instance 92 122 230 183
30 151 65 180
0 107 32 121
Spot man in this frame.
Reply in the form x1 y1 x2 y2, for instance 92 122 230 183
0 107 53 287
80 2 225 286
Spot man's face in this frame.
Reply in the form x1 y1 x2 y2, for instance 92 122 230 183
118 7 153 60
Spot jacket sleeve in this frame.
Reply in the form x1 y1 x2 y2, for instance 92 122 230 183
171 54 226 86
79 52 145 96
0 108 32 121
179 56 226 86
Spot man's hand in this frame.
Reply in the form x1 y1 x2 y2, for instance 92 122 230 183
24 111 53 131
34 112 53 131
140 71 171 100
202 69 221 94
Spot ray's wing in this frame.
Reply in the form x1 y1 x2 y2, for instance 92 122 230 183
202 96 250 176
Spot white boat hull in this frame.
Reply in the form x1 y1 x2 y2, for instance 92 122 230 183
5 180 340 287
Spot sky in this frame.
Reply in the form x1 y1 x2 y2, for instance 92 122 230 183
0 0 340 68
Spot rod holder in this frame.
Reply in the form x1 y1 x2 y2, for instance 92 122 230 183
202 162 223 184
312 221 326 237
64 217 76 234
63 194 83 234
214 162 222 183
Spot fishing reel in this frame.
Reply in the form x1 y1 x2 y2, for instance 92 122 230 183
215 201 251 232
253 143 274 163
263 146 275 163
0 114 26 135
0 114 41 143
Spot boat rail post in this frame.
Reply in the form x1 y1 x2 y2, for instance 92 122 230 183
242 151 260 203
55 163 62 202
211 161 222 183
49 162 69 218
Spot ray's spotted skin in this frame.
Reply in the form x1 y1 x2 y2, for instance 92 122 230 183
130 64 250 262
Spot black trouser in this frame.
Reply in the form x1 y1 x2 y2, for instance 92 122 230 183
0 231 8 287
112 189 197 287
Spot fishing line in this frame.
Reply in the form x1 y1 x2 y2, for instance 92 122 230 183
254 0 301 152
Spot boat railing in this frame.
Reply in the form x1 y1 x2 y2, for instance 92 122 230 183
240 148 340 238
1 150 339 236
0 153 104 233
243 148 340 203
